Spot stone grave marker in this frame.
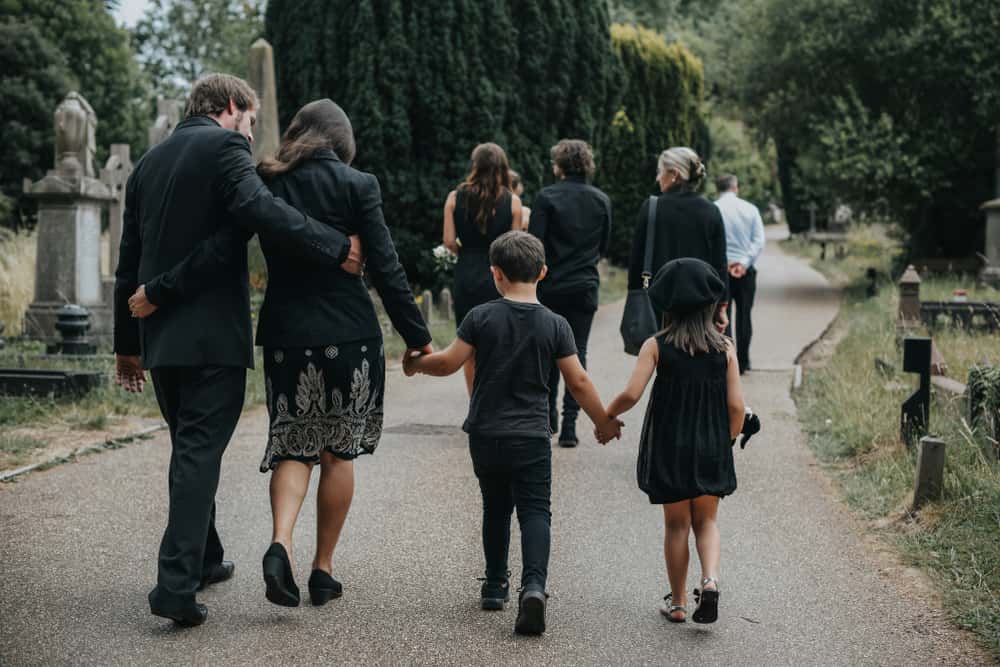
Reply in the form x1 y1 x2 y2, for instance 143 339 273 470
248 38 280 163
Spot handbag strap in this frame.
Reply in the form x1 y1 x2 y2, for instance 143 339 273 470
642 195 658 289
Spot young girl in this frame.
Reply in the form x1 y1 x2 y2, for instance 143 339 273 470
606 257 745 624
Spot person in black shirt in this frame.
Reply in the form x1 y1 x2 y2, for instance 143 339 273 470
528 139 612 447
403 231 621 636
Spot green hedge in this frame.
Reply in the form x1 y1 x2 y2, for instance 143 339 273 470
598 24 706 264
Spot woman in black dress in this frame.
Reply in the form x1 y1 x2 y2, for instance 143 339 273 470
627 147 729 323
442 143 522 393
256 99 432 607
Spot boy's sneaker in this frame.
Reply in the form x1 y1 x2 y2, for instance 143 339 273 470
514 588 547 636
480 579 510 611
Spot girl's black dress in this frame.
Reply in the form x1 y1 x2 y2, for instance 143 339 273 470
453 188 513 325
637 337 737 504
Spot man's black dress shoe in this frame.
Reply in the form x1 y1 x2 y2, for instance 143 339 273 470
262 543 300 607
151 603 208 627
198 560 235 591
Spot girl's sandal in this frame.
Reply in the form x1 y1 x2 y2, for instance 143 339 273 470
658 593 687 623
692 577 720 624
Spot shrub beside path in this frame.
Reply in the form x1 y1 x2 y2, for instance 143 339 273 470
0 230 989 665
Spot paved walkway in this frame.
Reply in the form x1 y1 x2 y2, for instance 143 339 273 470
0 236 985 665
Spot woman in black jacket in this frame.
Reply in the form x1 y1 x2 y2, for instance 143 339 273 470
627 147 729 320
255 99 431 607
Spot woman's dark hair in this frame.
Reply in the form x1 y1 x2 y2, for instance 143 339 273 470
459 143 511 235
258 99 356 178
551 139 595 178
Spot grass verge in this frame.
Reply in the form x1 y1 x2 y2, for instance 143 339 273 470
785 227 1000 657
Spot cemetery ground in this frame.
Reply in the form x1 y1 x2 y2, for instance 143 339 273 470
784 227 1000 657
1 233 994 665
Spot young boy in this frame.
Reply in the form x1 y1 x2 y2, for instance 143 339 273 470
403 231 621 636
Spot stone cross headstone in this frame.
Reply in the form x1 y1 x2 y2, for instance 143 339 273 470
22 92 113 338
248 38 280 163
100 144 133 276
148 98 183 147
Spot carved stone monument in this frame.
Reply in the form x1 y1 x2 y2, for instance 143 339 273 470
22 92 113 338
148 98 183 147
982 127 1000 287
100 143 133 305
248 38 281 162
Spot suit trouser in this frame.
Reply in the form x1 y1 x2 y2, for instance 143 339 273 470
541 289 598 434
148 366 246 612
726 267 757 373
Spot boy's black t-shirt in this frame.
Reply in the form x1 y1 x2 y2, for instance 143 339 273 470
457 299 578 438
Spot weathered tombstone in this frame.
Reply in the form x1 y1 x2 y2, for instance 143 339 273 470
897 265 922 324
438 288 453 321
901 337 932 447
148 98 183 147
911 435 946 510
22 92 113 338
100 144 133 304
981 127 1000 286
248 38 280 163
419 289 434 324
806 201 818 234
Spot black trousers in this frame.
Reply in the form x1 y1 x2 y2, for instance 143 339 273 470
541 289 598 434
148 366 246 612
469 435 552 592
726 267 757 373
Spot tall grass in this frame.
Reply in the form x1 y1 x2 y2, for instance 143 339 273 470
788 227 1000 657
0 229 36 336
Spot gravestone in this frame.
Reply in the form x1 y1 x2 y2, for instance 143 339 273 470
22 92 113 338
438 288 453 321
901 337 932 447
248 38 280 163
419 290 434 325
148 98 183 147
100 144 133 304
897 265 922 324
911 436 946 510
982 127 1000 286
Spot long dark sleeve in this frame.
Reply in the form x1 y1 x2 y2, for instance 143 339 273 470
709 207 730 301
527 191 549 244
144 133 352 305
599 197 612 257
359 175 432 348
627 198 650 290
113 173 141 355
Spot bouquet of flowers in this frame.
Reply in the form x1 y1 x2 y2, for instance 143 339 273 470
432 244 457 277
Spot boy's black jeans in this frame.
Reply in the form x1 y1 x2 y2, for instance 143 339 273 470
468 435 552 592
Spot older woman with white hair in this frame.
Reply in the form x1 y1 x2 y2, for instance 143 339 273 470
626 147 729 322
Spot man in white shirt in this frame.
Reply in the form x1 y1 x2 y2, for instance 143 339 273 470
715 174 765 374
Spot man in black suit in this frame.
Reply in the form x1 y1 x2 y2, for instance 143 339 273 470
113 74 363 627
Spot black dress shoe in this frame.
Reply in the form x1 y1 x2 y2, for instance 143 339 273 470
262 543 300 607
198 560 235 591
151 602 208 627
307 569 343 606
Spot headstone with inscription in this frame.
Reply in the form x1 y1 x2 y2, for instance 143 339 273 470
248 38 280 163
22 92 113 338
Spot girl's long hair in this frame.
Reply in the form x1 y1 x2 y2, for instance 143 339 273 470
258 99 356 178
459 143 511 234
659 302 728 356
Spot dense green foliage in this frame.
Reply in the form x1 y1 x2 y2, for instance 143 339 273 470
0 0 147 229
266 1 622 286
132 0 265 100
736 0 1000 257
599 24 706 263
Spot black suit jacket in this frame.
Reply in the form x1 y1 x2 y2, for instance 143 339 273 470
256 150 431 349
627 188 730 301
113 116 351 369
528 176 612 300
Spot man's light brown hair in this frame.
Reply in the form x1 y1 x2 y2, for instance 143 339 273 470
185 73 259 119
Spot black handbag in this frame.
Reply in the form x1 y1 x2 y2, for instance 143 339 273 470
620 195 659 355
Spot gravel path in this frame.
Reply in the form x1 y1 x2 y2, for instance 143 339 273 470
0 235 987 665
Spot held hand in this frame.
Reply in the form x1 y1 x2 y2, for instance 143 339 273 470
128 285 158 319
595 417 624 445
401 344 433 377
728 263 746 279
115 354 146 393
340 234 365 276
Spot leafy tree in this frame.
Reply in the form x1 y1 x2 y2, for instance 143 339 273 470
0 0 146 227
0 19 75 229
132 0 265 100
266 0 621 287
599 24 707 263
737 0 1000 257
